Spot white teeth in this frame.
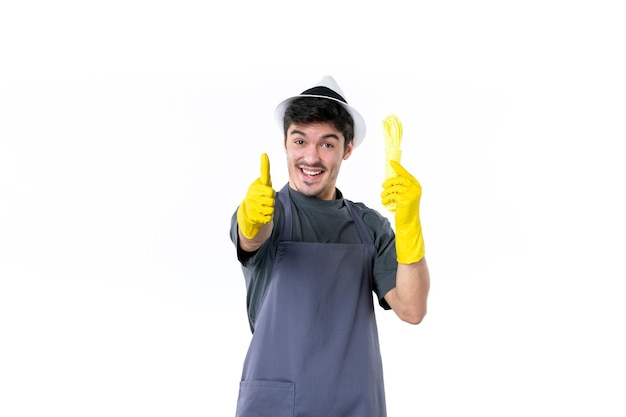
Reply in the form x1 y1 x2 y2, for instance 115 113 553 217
302 169 321 176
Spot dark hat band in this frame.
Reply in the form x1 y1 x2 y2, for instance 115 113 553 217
300 86 347 104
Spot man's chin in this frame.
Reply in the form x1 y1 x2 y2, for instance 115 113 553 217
294 182 320 197
302 184 337 200
300 186 319 198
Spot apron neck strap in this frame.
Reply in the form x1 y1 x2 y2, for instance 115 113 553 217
278 184 293 241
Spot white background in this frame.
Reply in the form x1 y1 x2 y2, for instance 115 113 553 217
1 1 625 416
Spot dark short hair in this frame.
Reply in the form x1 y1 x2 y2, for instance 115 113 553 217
283 97 355 146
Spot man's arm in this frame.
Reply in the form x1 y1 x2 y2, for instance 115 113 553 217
381 160 430 324
384 259 430 324
238 220 274 252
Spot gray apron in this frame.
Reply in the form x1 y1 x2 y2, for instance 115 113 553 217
235 186 387 417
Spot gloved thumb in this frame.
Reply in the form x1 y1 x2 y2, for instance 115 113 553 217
260 153 272 187
390 160 418 184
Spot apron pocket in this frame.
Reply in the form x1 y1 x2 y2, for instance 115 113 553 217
235 380 295 417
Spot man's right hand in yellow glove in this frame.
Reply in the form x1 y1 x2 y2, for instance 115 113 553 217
237 153 275 248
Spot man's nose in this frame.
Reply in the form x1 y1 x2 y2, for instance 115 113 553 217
301 143 321 162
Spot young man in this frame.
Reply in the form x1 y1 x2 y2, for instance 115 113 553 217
230 76 430 417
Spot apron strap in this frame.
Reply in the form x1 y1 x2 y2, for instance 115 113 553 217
278 184 292 241
345 200 374 245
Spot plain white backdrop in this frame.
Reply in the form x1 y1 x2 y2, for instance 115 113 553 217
1 1 625 416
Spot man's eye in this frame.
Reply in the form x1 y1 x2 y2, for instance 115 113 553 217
294 139 304 145
322 142 334 148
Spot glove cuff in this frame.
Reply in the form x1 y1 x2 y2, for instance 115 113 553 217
395 211 425 264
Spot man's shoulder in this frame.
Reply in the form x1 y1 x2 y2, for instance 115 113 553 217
345 197 377 213
345 199 392 226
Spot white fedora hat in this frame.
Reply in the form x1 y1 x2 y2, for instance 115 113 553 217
274 75 367 148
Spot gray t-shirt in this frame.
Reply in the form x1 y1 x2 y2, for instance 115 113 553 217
230 185 398 332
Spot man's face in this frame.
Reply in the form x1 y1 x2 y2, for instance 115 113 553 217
285 122 353 200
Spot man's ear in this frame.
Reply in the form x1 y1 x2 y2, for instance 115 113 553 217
343 140 354 160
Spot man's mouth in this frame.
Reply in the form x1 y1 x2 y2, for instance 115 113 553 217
301 168 323 177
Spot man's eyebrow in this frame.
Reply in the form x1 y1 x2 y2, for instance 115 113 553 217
288 129 340 141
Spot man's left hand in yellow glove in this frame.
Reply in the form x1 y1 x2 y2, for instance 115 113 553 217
381 160 425 264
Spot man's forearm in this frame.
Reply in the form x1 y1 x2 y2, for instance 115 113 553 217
238 220 274 252
387 258 430 324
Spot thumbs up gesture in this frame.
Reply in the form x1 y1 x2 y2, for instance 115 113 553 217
237 153 276 239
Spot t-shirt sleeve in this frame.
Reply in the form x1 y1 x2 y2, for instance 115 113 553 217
230 209 258 264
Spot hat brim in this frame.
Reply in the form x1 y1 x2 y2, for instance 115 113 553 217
274 94 367 149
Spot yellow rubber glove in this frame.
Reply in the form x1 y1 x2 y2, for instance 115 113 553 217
381 160 425 264
237 153 275 239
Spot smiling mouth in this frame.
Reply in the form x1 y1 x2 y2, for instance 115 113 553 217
301 168 323 177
